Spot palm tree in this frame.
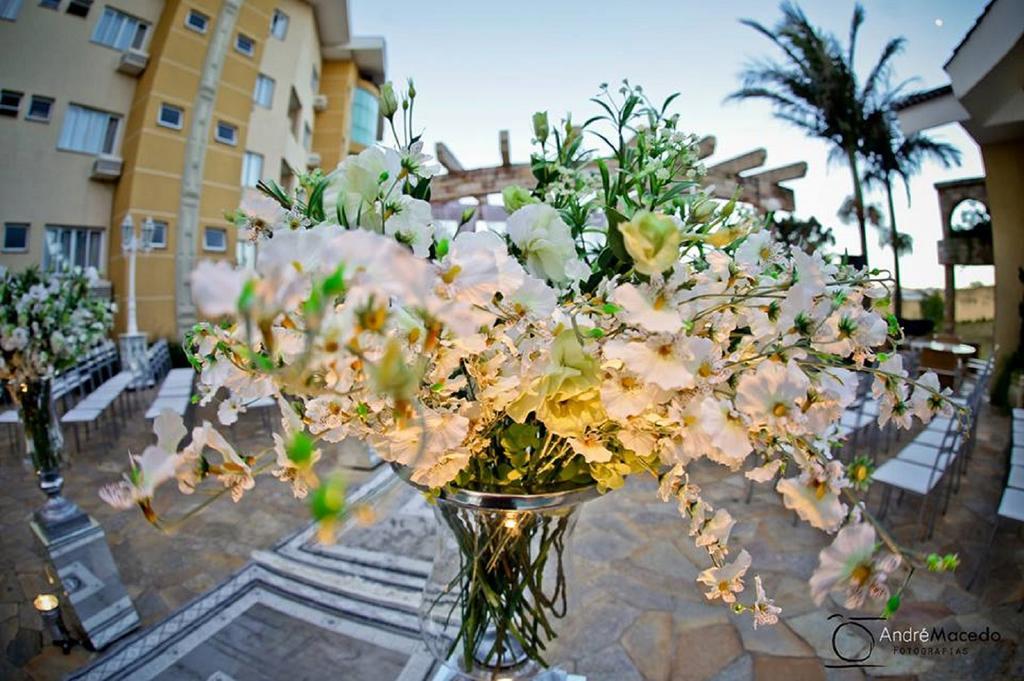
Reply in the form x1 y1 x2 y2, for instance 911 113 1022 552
727 2 906 267
862 107 961 318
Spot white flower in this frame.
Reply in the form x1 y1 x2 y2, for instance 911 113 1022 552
809 523 901 608
99 410 187 511
568 433 613 463
505 275 557 319
600 370 664 420
506 203 579 284
696 508 736 548
745 459 782 483
271 396 321 499
872 354 907 398
610 282 683 334
217 394 244 426
735 360 809 427
697 549 751 603
909 371 953 423
776 459 848 532
383 195 434 257
752 575 781 628
190 260 247 318
603 335 715 391
443 230 525 306
410 448 471 488
399 141 442 179
700 397 752 468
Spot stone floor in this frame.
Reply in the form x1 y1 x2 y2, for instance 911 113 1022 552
1 387 1022 680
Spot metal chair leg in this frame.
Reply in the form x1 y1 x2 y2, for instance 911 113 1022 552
967 517 999 591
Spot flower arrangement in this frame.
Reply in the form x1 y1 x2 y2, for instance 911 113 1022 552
1 265 114 386
1 265 115 473
102 82 962 672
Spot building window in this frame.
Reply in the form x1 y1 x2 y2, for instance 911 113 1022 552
65 0 90 18
185 8 207 33
287 87 301 138
3 223 29 252
203 227 226 252
39 0 60 9
302 122 312 151
350 86 379 147
43 226 103 271
269 9 288 40
1 0 23 21
92 7 148 50
253 74 274 108
235 33 254 57
0 90 23 117
214 121 237 145
157 103 183 130
149 220 167 248
279 159 293 193
311 65 319 93
26 95 53 122
241 151 263 188
58 104 120 155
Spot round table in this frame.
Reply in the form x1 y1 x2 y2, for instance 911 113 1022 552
909 339 977 356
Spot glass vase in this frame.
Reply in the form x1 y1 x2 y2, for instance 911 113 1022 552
9 379 88 537
418 485 597 681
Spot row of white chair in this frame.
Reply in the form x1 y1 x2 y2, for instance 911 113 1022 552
61 371 137 452
872 356 994 539
145 368 195 419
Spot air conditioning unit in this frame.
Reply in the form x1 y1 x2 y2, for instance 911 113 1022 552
117 48 149 76
307 152 322 168
91 154 123 181
313 94 328 112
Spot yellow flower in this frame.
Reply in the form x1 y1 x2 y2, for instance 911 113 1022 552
618 211 683 275
507 330 605 436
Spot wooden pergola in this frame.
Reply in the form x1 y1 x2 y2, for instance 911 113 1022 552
430 131 807 224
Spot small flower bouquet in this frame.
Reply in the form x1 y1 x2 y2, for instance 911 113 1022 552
102 82 961 678
2 265 114 468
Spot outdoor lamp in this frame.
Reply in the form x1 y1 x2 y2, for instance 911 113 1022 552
141 216 156 252
33 593 75 654
120 214 134 254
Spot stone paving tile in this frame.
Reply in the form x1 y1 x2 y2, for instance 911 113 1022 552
0 390 367 681
2 393 1023 680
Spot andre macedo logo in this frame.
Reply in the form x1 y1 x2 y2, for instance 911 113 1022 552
825 613 1003 668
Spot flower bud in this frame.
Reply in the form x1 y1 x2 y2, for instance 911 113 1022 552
379 82 398 119
532 111 549 145
502 185 538 213
407 78 416 100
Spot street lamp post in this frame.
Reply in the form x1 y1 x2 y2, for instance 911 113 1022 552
119 214 154 389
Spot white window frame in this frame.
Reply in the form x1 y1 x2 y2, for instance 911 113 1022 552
43 225 104 271
253 74 274 109
148 220 167 249
57 104 121 155
1 0 24 21
91 6 149 51
2 222 29 252
214 121 237 146
235 32 254 57
185 8 207 34
26 95 54 122
0 89 23 117
157 103 183 130
241 151 263 188
203 227 227 252
270 9 288 40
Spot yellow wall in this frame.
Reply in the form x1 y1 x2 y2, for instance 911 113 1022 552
980 139 1024 365
312 60 358 171
111 0 275 338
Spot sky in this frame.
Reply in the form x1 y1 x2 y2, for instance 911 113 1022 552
350 0 993 290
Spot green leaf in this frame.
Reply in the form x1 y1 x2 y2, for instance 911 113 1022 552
605 208 631 264
309 476 346 521
435 238 450 259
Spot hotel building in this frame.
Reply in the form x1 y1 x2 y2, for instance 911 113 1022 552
0 0 384 337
